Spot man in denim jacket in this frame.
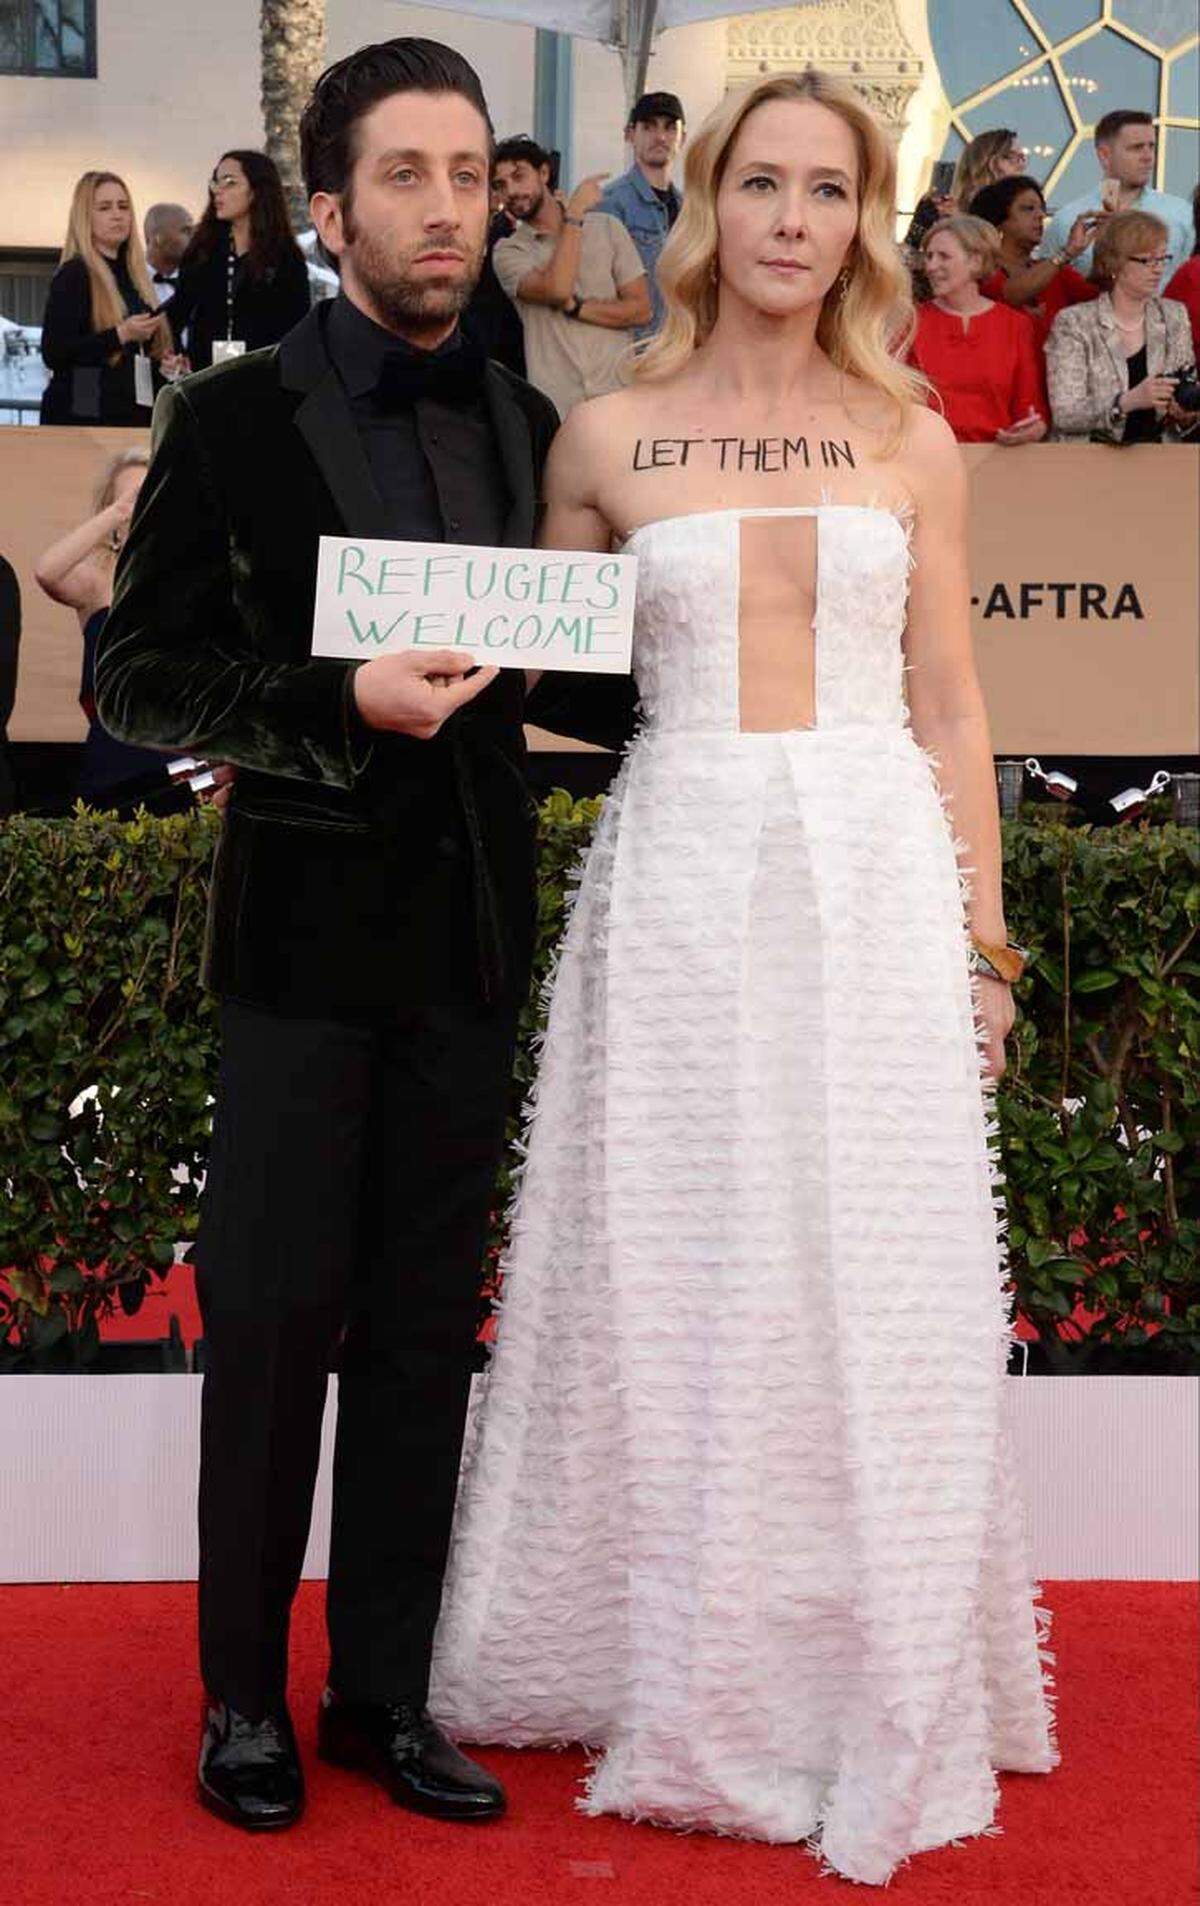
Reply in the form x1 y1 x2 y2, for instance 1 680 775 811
599 90 685 339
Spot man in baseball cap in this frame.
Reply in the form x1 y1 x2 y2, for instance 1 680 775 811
599 90 686 337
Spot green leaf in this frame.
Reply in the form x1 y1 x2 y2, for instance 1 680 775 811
1073 969 1122 993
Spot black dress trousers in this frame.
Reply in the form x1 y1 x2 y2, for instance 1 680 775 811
194 918 521 1719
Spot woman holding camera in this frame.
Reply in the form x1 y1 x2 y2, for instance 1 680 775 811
1045 210 1194 442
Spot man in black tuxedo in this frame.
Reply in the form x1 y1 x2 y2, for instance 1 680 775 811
98 38 602 1834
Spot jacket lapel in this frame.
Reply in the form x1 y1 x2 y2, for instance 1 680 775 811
482 365 537 547
1144 297 1168 375
1095 293 1128 395
279 306 538 546
278 305 393 538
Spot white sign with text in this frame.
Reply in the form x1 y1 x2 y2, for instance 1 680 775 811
311 536 637 675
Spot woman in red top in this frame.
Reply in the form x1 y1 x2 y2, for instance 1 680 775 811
909 215 1048 443
1162 185 1200 356
968 175 1101 347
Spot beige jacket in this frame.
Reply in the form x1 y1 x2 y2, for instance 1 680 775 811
1045 292 1193 442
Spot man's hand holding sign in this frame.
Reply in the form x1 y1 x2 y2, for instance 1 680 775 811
314 537 637 737
352 650 500 740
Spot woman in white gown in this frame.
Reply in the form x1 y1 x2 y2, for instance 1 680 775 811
430 70 1058 1886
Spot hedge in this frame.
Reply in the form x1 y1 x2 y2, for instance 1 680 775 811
1 798 1196 1372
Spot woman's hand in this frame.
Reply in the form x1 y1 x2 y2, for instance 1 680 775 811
116 311 161 347
1123 372 1176 416
975 975 1015 1081
109 488 138 533
1063 212 1101 262
995 408 1047 445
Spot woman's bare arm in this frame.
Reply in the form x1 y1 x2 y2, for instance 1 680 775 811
34 505 122 615
902 407 1012 1076
525 404 615 693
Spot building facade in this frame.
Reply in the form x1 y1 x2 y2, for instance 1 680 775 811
1 2 1196 319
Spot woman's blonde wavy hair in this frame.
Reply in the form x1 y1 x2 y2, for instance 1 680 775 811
61 171 167 364
633 70 925 452
950 130 1018 217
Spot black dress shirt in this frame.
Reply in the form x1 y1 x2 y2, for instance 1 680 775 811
325 293 509 545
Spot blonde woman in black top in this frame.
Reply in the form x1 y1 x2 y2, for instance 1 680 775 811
39 170 171 424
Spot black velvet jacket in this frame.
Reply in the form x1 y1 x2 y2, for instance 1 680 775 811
97 301 564 1023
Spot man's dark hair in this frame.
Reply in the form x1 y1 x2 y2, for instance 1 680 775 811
491 136 551 176
300 37 494 203
1094 109 1153 148
968 174 1043 229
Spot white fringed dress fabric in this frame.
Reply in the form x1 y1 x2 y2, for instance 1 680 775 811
430 506 1059 1886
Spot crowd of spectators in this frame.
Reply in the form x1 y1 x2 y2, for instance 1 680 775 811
901 112 1198 447
7 92 1196 816
29 100 1198 446
36 150 310 426
480 98 1197 446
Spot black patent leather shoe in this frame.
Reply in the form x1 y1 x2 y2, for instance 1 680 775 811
316 1688 506 1821
197 1699 305 1831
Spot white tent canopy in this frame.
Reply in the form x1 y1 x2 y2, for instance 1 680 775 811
405 1 811 105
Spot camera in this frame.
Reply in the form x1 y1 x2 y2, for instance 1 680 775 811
1168 367 1200 412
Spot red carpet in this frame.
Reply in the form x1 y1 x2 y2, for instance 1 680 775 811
0 1582 1194 1904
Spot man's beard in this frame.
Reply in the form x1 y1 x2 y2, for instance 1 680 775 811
505 183 545 223
345 218 484 338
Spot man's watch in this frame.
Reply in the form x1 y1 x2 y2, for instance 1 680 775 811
563 294 583 319
968 935 1030 985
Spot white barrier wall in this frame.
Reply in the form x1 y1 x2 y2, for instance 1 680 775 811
1 1374 1195 1584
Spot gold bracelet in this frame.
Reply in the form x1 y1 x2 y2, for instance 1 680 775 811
969 934 1028 984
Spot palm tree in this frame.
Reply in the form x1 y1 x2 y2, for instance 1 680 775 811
261 0 327 231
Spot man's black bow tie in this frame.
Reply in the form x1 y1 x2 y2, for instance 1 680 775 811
374 331 488 410
152 271 176 285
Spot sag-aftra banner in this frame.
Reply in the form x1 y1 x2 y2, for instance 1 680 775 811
4 430 1197 756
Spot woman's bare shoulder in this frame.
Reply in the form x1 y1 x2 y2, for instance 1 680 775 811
547 382 680 494
899 399 960 470
895 403 966 523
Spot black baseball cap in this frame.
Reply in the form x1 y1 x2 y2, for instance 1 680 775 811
629 91 685 128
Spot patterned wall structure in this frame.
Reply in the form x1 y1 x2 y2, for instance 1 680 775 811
929 1 1198 203
726 3 924 139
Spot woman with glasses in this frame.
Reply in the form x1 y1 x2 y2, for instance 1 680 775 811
167 150 309 371
1045 210 1193 443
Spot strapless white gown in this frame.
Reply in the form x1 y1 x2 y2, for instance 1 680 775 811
429 506 1059 1886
